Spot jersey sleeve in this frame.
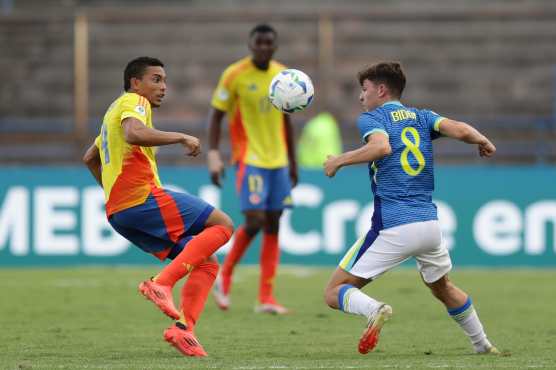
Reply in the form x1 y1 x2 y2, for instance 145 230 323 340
120 94 149 125
211 66 236 112
357 112 388 143
94 134 101 148
422 109 446 133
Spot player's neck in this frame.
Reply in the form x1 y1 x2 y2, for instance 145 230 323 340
379 97 401 107
382 99 402 106
251 58 270 71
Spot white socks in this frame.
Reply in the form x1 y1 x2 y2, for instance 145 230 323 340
448 297 491 352
338 284 381 318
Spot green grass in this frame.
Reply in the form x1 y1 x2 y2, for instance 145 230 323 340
0 266 555 369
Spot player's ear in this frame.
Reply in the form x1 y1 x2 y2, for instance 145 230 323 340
377 83 388 98
130 76 141 91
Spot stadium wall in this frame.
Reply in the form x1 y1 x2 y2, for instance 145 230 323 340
0 166 554 267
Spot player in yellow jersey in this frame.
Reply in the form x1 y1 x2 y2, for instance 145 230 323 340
82 56 234 357
208 24 297 314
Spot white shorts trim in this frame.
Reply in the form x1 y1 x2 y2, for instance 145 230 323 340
339 220 452 283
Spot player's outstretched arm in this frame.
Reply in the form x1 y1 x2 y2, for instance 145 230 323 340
122 117 200 156
207 108 226 187
324 133 391 177
438 118 496 157
83 143 102 186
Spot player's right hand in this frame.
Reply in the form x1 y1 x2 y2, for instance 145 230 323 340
208 149 225 187
182 134 201 157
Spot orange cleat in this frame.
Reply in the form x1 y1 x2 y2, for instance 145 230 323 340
138 279 180 320
163 323 208 357
358 304 392 354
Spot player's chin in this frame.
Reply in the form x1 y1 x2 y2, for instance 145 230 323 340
151 100 162 108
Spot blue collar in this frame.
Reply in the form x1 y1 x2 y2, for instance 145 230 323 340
381 100 403 107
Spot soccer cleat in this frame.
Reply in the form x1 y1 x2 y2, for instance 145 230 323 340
163 322 208 357
212 273 230 311
358 304 393 354
254 302 290 315
138 279 180 320
478 344 501 355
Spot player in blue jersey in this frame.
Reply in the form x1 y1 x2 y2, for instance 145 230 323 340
323 62 499 355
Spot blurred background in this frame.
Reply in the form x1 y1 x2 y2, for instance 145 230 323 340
0 0 555 266
2 0 555 164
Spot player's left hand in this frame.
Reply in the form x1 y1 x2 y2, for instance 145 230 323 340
324 155 341 178
182 134 201 157
478 140 496 157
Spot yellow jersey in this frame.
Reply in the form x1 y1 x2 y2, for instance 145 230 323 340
211 57 288 169
95 92 162 216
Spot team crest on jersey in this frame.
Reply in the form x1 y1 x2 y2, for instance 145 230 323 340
249 193 261 205
247 83 258 92
218 88 229 101
134 105 146 116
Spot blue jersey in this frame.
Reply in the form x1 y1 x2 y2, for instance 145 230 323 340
357 101 445 230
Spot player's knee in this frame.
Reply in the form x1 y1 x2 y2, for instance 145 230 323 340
263 211 282 234
323 284 340 309
264 221 280 234
245 213 264 235
211 210 234 232
219 213 235 233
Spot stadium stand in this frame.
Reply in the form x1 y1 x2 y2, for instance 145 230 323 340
1 0 555 163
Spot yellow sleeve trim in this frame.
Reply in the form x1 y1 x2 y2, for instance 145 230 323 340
211 99 229 112
434 117 446 132
94 135 101 148
363 128 389 142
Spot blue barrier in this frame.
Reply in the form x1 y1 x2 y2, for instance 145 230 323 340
0 166 554 266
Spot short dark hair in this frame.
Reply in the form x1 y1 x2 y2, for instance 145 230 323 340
124 56 164 91
357 62 406 98
249 23 277 38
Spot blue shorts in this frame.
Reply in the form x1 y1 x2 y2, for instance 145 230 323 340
236 164 293 211
108 187 214 260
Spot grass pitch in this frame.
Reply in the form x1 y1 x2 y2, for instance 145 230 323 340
0 266 555 369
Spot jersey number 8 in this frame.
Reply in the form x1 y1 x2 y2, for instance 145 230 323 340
400 127 425 176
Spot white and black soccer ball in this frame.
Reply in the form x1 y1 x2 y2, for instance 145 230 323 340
268 69 314 113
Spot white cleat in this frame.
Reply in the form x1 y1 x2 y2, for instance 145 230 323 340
477 343 501 355
358 304 393 354
254 302 290 315
212 274 230 311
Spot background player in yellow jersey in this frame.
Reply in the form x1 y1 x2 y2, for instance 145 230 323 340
208 24 297 314
82 56 234 357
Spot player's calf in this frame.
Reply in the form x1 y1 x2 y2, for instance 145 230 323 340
426 275 498 354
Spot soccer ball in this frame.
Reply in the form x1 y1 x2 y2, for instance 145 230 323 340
268 69 314 113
